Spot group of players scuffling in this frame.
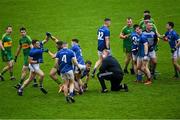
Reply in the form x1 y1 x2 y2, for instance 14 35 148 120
0 10 180 103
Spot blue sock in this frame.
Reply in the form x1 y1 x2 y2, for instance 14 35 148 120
137 74 142 81
69 92 74 97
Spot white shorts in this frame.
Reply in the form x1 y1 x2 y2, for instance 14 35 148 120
29 64 40 72
61 70 74 81
74 64 86 74
132 54 138 61
98 51 103 57
172 48 180 59
148 50 156 59
137 57 143 62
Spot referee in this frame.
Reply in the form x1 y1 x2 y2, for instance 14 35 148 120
97 49 128 93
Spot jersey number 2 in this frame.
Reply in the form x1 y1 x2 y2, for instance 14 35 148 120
98 32 104 40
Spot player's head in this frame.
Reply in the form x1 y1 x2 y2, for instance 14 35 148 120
104 18 111 27
146 22 153 31
144 10 150 16
62 42 68 48
127 17 133 27
133 24 142 35
85 60 92 71
71 38 79 46
102 49 110 58
166 22 174 30
56 41 63 50
32 39 40 48
6 26 12 34
144 15 151 24
20 27 26 37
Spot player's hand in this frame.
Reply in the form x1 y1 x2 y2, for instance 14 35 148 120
171 48 176 53
14 56 17 62
46 32 52 38
143 55 149 61
43 48 49 53
37 59 43 63
163 36 168 41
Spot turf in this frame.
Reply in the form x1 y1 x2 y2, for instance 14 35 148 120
0 0 180 119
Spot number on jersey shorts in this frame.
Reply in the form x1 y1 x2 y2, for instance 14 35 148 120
148 50 156 59
172 48 180 59
74 64 86 74
29 64 40 72
61 70 74 81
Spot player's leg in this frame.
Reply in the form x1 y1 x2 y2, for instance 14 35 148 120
8 60 15 80
136 57 143 82
17 71 36 96
0 65 9 81
172 50 180 78
91 51 103 77
143 61 152 85
35 69 47 94
49 67 61 85
124 52 131 74
150 51 157 79
97 72 110 93
14 65 29 89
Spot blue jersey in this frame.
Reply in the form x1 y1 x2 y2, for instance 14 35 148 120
138 34 148 57
165 30 180 49
71 44 85 65
131 32 140 55
143 30 157 52
97 26 110 51
56 48 75 74
29 48 44 63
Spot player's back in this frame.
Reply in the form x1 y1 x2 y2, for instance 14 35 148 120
165 30 179 48
97 26 110 51
71 44 85 65
56 48 75 73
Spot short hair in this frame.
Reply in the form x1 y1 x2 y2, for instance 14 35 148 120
32 39 38 45
167 22 174 28
133 24 140 30
85 60 92 65
127 17 132 20
144 10 150 13
144 15 151 20
20 27 26 32
72 38 79 43
56 41 63 46
6 25 12 30
104 18 111 22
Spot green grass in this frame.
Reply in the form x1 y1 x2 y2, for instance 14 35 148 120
0 0 180 119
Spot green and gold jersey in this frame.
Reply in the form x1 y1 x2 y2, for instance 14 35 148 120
19 35 32 56
1 33 12 52
121 26 133 52
139 18 155 27
139 18 157 32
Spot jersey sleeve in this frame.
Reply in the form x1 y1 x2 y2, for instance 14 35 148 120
173 32 180 41
27 36 32 45
121 26 126 34
142 36 148 44
29 51 33 57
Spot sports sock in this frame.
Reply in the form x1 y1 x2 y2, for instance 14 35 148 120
34 78 37 83
39 81 43 88
136 74 142 81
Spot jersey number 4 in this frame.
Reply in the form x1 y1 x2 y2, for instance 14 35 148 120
98 32 104 40
62 55 67 63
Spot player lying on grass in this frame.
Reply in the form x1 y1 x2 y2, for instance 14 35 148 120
97 49 128 93
14 31 52 88
55 42 80 103
92 18 111 77
17 40 49 96
163 22 180 77
120 17 134 74
0 26 15 81
133 24 152 85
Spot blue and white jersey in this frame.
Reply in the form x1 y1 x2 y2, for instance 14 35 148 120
97 26 110 51
56 48 75 74
143 30 157 52
131 32 140 55
165 30 180 49
138 34 148 57
29 48 44 63
71 44 85 65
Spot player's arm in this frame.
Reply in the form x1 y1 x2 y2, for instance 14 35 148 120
119 33 128 39
14 45 22 62
72 57 80 68
55 58 59 69
51 36 59 43
48 51 56 59
0 39 5 51
28 57 38 64
105 37 110 50
176 39 180 48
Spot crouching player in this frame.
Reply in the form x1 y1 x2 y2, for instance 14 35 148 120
55 42 80 103
163 22 180 77
135 25 152 85
17 40 49 96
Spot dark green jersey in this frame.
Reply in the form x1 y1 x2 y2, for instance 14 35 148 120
19 35 32 56
121 26 133 51
139 18 157 32
139 18 155 27
1 33 12 52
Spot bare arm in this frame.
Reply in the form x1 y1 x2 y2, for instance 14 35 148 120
51 36 59 43
72 57 80 69
48 51 56 59
176 39 180 48
105 37 110 49
144 42 149 55
15 45 22 57
119 33 128 39
29 57 38 64
0 40 5 51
